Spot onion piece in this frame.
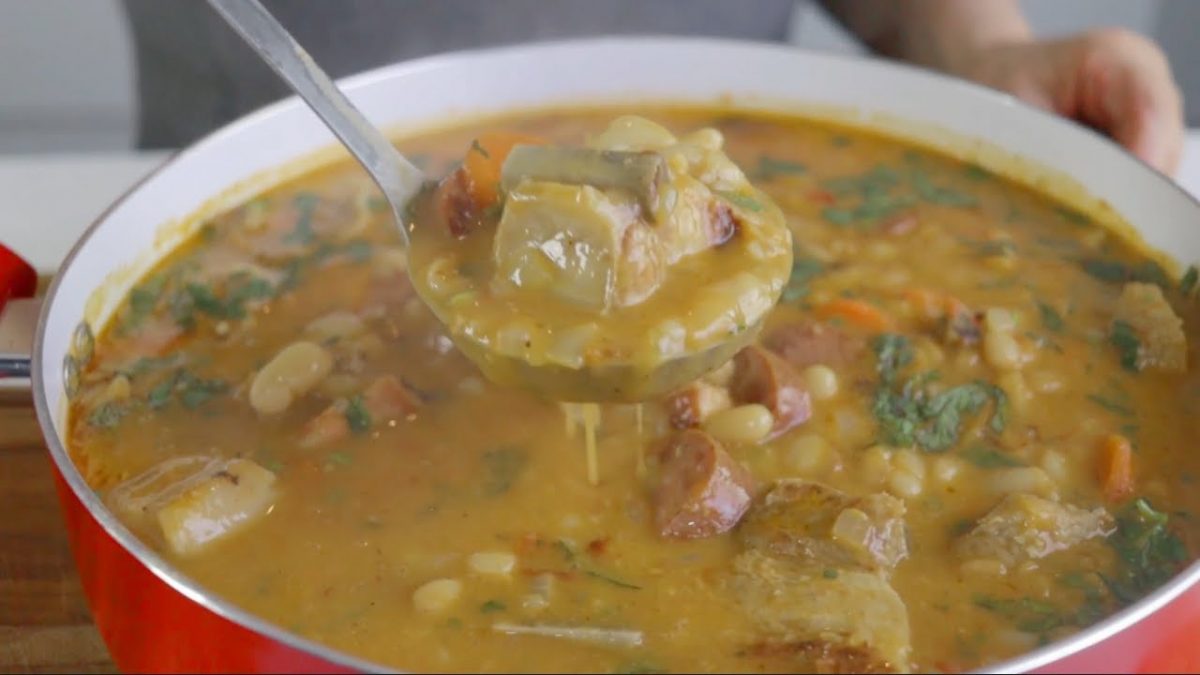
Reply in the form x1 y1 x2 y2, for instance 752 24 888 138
491 623 644 648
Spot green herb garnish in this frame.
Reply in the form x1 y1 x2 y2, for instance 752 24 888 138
285 192 320 244
87 402 129 428
871 334 1006 452
1037 302 1065 333
344 395 372 434
482 447 527 497
911 167 978 207
1109 320 1142 372
781 257 825 303
470 139 490 158
1181 265 1199 295
480 600 506 613
752 156 807 180
1080 258 1170 288
961 444 1025 469
1104 499 1189 604
717 190 763 212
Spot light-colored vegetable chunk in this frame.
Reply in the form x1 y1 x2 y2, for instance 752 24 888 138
954 493 1115 566
156 458 277 556
492 181 663 310
1114 281 1187 372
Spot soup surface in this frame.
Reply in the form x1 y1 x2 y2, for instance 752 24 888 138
69 107 1200 673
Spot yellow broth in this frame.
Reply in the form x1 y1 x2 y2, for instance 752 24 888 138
70 107 1200 673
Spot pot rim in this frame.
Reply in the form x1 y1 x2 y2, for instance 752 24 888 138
31 35 1200 674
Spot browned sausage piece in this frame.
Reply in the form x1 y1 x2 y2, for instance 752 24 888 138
435 166 483 238
664 380 733 429
655 429 756 539
731 345 812 439
763 320 864 371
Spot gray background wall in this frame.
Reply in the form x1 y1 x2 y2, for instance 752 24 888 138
1 0 1195 154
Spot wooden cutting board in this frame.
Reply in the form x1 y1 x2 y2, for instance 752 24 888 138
0 401 116 673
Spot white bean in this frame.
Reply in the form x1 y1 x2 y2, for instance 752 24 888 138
893 448 927 480
304 311 365 343
987 466 1054 497
413 578 462 614
1040 450 1068 484
468 551 517 577
931 456 964 484
782 433 832 475
859 445 894 488
984 331 1023 371
249 341 333 415
984 308 1017 333
802 365 839 401
703 404 774 446
887 469 924 499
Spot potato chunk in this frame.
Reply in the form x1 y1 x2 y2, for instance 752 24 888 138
1113 281 1187 372
156 458 277 556
492 181 663 310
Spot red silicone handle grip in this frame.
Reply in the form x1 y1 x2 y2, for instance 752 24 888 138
0 242 37 313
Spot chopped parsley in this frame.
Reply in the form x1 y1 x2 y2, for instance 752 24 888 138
1109 320 1142 372
344 395 372 434
961 444 1025 469
781 257 825 303
481 446 527 497
751 156 807 180
871 334 1007 452
145 368 228 411
87 401 130 429
1080 258 1170 288
716 190 764 213
1181 265 1199 295
470 138 491 158
285 192 320 244
1037 302 1065 333
1104 499 1189 604
911 167 978 207
480 600 506 613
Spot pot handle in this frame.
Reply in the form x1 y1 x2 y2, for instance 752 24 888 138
0 242 38 393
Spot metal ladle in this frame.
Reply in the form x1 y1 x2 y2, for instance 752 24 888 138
207 0 773 403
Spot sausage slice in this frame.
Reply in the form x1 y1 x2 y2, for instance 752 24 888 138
731 345 812 439
654 429 756 539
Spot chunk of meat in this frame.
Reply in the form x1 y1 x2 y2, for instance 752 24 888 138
730 345 812 439
436 166 484 238
664 380 733 429
706 201 738 247
654 429 756 539
763 321 865 371
1113 281 1187 372
954 493 1115 566
299 375 423 448
155 458 277 556
731 550 912 673
740 479 909 573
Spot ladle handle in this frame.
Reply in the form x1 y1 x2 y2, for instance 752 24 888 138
206 0 425 244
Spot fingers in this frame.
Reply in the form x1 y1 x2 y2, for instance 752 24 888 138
1078 29 1184 174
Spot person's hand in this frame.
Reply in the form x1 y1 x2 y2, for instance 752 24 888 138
958 29 1184 175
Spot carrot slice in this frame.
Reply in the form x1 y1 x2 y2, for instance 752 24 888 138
815 298 892 332
461 131 546 207
901 288 968 321
1097 434 1135 503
